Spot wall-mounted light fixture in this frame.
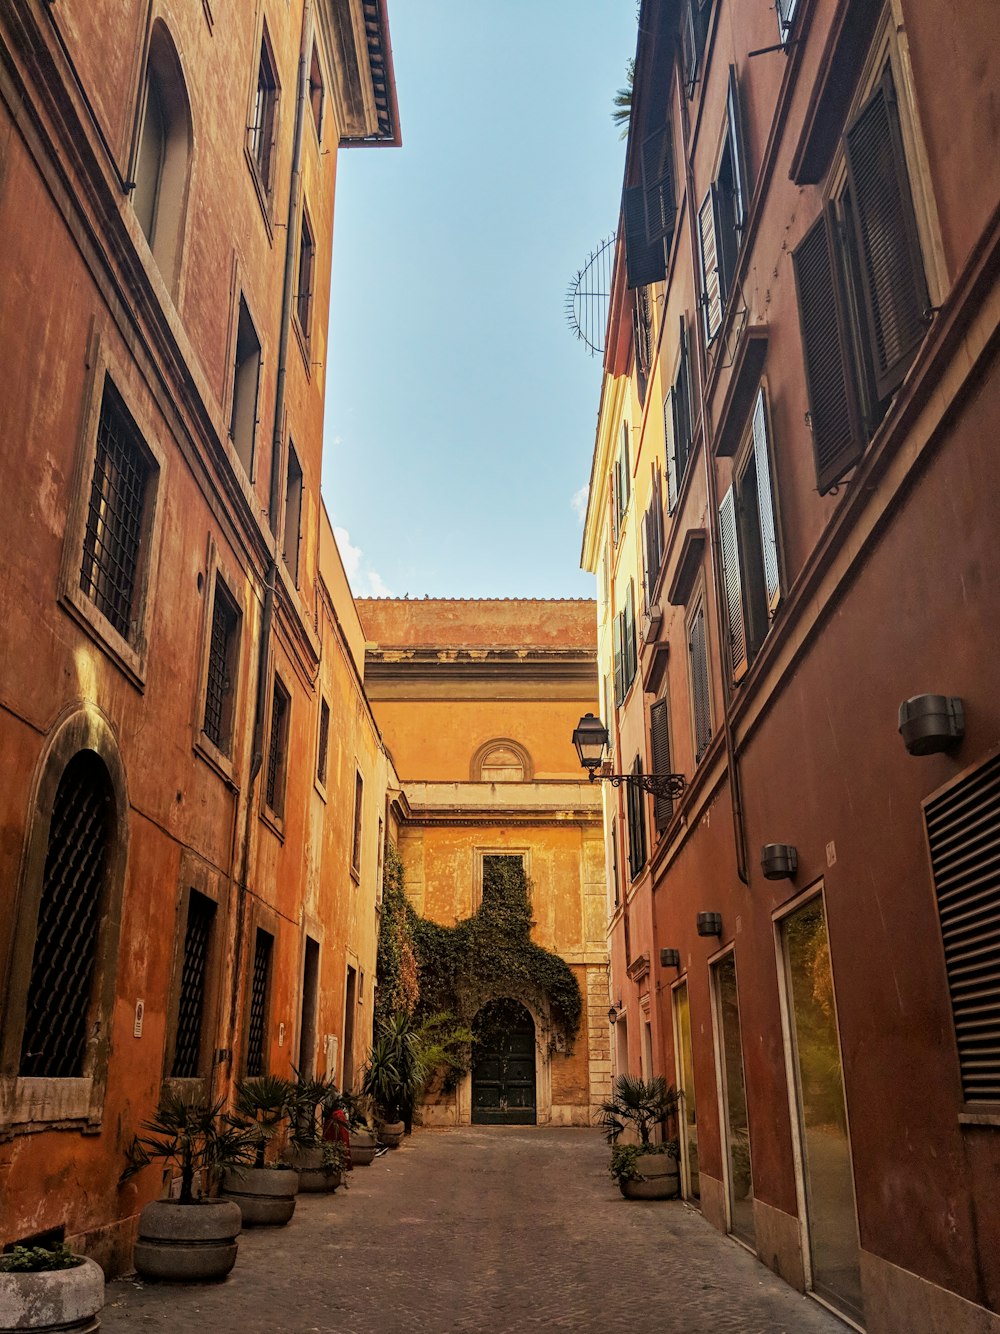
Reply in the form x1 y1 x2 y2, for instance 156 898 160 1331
607 1006 619 1024
659 948 681 968
696 912 722 937
761 843 798 880
572 713 686 801
898 695 964 756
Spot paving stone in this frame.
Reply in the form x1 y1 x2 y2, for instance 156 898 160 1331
101 1127 843 1333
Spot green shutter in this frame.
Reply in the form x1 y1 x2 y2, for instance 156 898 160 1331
642 123 677 245
650 698 674 831
623 185 667 290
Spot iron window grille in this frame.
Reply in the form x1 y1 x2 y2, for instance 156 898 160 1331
265 678 289 815
203 578 239 753
317 698 330 786
351 771 364 874
19 752 113 1078
245 928 273 1077
80 380 151 642
172 891 216 1079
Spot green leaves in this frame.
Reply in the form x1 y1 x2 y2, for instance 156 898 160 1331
598 1074 679 1147
121 1091 255 1203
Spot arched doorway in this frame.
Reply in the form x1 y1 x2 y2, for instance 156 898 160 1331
472 998 537 1125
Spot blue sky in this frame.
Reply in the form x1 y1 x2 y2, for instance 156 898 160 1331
321 2 637 598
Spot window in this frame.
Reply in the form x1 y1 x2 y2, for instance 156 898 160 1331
18 752 114 1079
623 118 676 289
317 697 330 787
283 443 303 582
481 853 526 909
80 377 155 644
698 68 750 345
641 465 665 612
245 927 273 1076
718 387 781 682
132 23 191 288
626 756 647 879
479 746 525 782
203 576 240 754
793 63 930 494
687 594 713 762
633 286 654 401
775 0 799 43
309 42 324 139
649 697 674 830
611 422 631 545
230 296 261 474
924 753 1000 1105
610 819 621 909
295 210 315 339
265 677 290 817
249 36 278 194
613 580 637 707
665 319 696 515
171 890 217 1079
351 771 363 876
680 0 713 100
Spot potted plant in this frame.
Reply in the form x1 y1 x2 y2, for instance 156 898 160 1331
361 1033 406 1148
222 1075 300 1226
122 1092 247 1281
0 1244 104 1332
598 1074 681 1200
287 1073 349 1192
342 1089 377 1166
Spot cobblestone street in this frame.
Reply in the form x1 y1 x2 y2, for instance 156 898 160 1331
102 1127 844 1334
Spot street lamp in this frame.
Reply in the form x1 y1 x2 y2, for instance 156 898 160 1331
572 712 687 802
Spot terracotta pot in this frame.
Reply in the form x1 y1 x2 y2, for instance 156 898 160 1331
377 1121 404 1149
349 1129 377 1166
0 1255 104 1332
287 1146 345 1193
133 1199 241 1282
221 1167 299 1226
620 1152 680 1200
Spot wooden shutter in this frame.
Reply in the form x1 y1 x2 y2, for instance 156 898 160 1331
718 486 748 682
675 318 693 480
611 468 620 545
641 511 653 612
664 388 678 512
844 67 930 401
726 66 750 233
650 698 674 831
624 583 636 688
652 465 665 566
628 757 647 877
642 124 677 245
924 753 1000 1103
751 389 781 611
623 185 667 290
792 208 864 493
620 424 631 511
689 601 712 761
699 189 723 343
613 612 624 707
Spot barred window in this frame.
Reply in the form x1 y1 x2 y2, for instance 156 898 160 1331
245 928 273 1077
351 771 363 875
203 577 240 754
265 677 290 815
317 698 330 787
19 752 114 1078
79 379 153 642
171 890 216 1079
250 36 278 192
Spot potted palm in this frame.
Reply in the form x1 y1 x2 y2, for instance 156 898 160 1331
287 1073 349 1192
361 1033 406 1148
0 1244 104 1332
598 1074 681 1200
122 1092 248 1281
222 1075 301 1225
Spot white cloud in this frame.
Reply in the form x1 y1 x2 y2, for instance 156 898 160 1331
571 484 590 523
333 526 393 598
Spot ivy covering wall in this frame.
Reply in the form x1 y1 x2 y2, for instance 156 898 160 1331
374 847 582 1046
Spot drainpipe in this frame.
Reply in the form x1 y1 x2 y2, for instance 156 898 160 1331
680 95 750 887
227 0 313 1060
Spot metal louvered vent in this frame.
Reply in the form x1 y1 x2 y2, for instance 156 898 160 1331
80 380 151 641
20 752 113 1078
246 929 273 1077
925 754 1000 1104
172 892 216 1079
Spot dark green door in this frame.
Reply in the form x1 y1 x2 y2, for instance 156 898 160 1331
472 999 536 1125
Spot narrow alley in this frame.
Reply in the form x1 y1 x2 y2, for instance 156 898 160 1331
100 1129 842 1334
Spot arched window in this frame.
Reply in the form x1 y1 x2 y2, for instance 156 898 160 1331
19 752 114 1078
133 23 192 289
471 739 533 783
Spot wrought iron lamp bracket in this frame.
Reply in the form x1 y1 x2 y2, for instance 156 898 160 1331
588 770 687 801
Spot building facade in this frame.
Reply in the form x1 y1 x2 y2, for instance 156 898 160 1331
0 0 398 1272
581 0 1000 1329
357 599 612 1128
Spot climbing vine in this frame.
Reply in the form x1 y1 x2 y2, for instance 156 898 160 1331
375 850 581 1050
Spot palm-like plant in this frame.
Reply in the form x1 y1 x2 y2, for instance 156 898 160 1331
612 58 635 139
233 1074 298 1167
122 1092 252 1204
361 1034 404 1122
598 1074 679 1147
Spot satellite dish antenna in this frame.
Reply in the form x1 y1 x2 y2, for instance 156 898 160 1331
565 233 616 357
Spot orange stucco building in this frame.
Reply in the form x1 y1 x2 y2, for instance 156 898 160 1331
358 599 612 1126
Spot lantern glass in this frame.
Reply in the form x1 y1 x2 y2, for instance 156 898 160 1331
572 712 609 772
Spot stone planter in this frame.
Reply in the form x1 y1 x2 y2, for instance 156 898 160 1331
287 1146 345 1193
377 1121 404 1150
620 1153 680 1201
133 1199 241 1282
221 1167 299 1226
0 1256 104 1332
349 1129 377 1166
